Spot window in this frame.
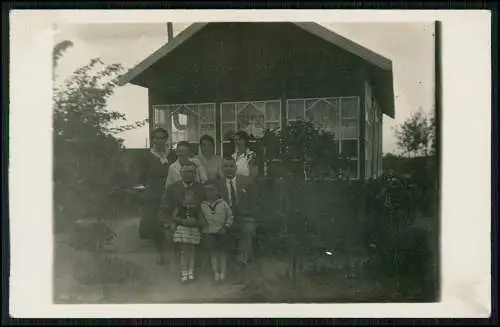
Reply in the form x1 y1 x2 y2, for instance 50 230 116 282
220 99 281 157
366 141 372 179
365 100 373 179
376 105 383 177
286 96 360 179
152 103 216 150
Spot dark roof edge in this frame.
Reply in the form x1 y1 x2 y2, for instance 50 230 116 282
117 22 208 86
294 22 392 71
118 22 393 87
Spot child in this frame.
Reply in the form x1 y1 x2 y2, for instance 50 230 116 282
172 189 205 283
200 181 234 283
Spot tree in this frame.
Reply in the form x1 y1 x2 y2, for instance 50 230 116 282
53 40 148 136
262 120 350 180
53 40 74 78
394 111 435 158
53 41 129 227
260 121 353 289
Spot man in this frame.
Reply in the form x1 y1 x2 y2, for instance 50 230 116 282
159 161 206 263
219 157 259 282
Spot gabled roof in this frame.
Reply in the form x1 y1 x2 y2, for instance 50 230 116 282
118 22 394 118
118 22 392 86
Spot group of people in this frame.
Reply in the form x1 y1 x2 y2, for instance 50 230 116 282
140 128 259 284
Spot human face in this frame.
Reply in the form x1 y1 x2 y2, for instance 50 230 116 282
233 135 247 152
200 139 214 157
204 184 219 202
152 132 168 149
180 164 196 183
176 144 191 163
222 159 237 178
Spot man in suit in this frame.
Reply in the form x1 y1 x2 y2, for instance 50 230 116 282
219 157 259 282
159 161 206 262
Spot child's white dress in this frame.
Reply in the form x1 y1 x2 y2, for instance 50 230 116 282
172 205 201 245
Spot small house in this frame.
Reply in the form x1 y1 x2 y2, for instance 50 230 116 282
118 22 394 182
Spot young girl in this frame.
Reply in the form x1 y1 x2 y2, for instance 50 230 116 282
200 181 234 283
172 190 205 283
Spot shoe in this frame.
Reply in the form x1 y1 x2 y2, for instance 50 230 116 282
181 272 188 283
188 271 195 281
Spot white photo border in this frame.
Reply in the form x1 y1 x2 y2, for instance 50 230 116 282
9 9 492 318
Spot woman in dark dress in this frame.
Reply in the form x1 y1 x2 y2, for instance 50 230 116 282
139 127 176 265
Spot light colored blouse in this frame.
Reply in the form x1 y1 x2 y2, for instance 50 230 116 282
200 198 234 234
232 148 257 177
165 158 207 189
150 147 169 164
195 153 223 181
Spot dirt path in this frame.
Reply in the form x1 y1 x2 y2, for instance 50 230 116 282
54 217 287 303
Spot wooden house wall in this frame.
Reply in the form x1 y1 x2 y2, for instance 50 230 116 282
144 23 385 182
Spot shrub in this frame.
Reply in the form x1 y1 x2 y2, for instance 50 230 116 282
53 55 131 229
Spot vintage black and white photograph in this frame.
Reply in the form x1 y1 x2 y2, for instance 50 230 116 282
51 21 439 304
9 10 492 318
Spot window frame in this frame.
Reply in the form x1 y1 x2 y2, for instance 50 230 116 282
286 96 361 180
152 102 217 149
220 99 282 158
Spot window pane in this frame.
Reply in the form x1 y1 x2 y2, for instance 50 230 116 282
221 103 236 122
154 109 159 125
341 139 358 158
265 101 281 121
200 123 216 140
305 98 320 110
287 100 305 120
237 104 265 138
186 111 199 142
341 119 358 139
306 99 340 136
342 97 358 119
199 104 215 123
153 108 167 125
251 102 265 114
236 102 250 113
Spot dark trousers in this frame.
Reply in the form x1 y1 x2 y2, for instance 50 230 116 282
140 194 166 252
229 218 257 266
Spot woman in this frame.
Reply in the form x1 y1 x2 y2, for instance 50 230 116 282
232 130 258 179
139 127 173 264
195 134 223 181
165 141 207 189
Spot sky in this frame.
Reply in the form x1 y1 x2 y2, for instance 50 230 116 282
54 22 435 153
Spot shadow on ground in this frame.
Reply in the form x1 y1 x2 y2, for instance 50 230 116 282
54 217 436 304
54 217 287 303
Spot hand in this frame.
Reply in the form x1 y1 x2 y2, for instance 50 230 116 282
159 218 169 228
